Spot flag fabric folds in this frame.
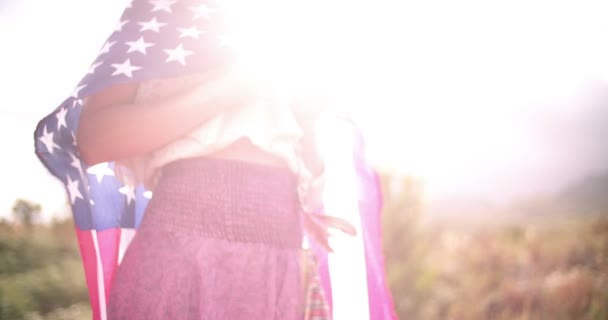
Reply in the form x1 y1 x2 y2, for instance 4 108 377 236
33 0 396 319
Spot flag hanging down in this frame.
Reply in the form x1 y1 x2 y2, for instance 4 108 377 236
313 116 398 320
33 0 396 319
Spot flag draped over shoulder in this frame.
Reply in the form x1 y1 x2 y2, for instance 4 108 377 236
33 0 396 319
35 1 231 318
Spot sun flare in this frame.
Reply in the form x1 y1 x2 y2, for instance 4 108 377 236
218 0 607 200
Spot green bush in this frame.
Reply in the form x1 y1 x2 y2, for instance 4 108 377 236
0 218 89 320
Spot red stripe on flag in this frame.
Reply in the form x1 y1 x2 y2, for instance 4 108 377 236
96 228 121 304
76 229 101 320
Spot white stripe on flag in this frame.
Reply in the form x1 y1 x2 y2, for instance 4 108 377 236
118 228 137 264
91 230 108 320
320 118 370 320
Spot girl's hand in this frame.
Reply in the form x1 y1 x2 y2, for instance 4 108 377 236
302 212 357 253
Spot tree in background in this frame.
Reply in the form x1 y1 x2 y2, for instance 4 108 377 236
12 199 41 230
1 200 89 320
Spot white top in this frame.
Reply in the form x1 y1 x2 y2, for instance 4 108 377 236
114 73 324 212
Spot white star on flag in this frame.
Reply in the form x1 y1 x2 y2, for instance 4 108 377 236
126 36 155 55
56 107 68 130
150 0 177 13
100 41 116 54
115 19 129 32
177 26 204 39
71 132 77 146
66 175 84 204
190 4 215 20
69 153 84 177
164 43 193 65
143 190 154 199
119 185 136 205
71 84 86 99
87 61 103 75
138 17 168 32
39 126 59 154
112 59 141 78
87 162 115 184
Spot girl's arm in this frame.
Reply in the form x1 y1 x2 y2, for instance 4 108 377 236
77 71 256 166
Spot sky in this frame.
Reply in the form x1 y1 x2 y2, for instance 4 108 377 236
1 0 608 219
0 0 126 219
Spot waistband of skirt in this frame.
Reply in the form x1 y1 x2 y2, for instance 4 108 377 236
143 157 303 249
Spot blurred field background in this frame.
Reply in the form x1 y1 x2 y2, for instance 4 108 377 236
381 174 608 320
2 171 607 319
2 1 608 319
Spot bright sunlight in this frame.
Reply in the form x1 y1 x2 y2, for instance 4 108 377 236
220 0 608 201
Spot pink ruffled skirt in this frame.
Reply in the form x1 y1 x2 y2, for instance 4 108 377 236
108 157 304 320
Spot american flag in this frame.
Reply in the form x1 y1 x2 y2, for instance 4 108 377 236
33 0 397 319
34 1 248 318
